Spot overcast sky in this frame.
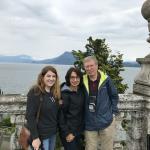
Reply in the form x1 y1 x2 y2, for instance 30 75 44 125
0 0 149 61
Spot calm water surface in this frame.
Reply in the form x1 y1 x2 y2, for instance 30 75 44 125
0 63 140 94
0 63 71 94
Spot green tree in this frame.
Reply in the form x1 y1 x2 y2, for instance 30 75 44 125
72 36 128 93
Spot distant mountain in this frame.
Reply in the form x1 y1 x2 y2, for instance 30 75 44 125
34 52 140 67
123 61 140 67
33 51 76 65
0 54 33 63
0 52 140 67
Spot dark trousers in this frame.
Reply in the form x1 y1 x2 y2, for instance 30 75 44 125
60 134 84 150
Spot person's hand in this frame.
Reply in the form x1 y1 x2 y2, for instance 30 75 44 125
59 99 63 105
32 138 41 150
66 133 75 142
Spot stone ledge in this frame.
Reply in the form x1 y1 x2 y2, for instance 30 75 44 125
133 83 150 97
0 95 26 104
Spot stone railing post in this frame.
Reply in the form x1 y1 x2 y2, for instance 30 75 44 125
0 94 26 150
133 56 150 150
128 0 150 149
127 110 147 150
145 96 150 149
10 114 25 150
118 94 146 150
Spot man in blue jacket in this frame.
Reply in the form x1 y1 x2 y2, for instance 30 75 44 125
83 56 119 150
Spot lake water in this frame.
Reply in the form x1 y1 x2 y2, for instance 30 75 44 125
0 63 140 94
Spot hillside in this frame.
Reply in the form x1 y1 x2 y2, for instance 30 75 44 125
33 51 75 65
0 55 33 63
0 52 140 67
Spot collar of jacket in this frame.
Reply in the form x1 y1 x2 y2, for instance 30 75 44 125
83 70 108 94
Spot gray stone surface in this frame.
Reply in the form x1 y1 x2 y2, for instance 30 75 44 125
0 93 148 150
141 0 150 43
141 0 150 20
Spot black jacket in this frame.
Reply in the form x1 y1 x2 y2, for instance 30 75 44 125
59 83 85 137
26 88 59 140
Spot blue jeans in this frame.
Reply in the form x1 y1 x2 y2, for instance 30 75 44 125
42 134 56 150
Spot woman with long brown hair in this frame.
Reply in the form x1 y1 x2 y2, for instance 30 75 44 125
26 66 61 150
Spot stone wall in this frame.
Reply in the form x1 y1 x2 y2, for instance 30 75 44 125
0 93 149 150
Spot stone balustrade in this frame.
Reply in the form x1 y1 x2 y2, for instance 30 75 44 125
0 93 149 150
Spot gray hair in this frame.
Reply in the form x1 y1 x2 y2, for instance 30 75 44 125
83 56 98 65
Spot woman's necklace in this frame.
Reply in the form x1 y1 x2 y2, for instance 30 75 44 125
49 96 55 102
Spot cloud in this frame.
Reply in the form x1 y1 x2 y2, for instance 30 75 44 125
0 0 149 60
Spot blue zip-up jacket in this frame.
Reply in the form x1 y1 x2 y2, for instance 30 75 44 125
83 70 119 131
